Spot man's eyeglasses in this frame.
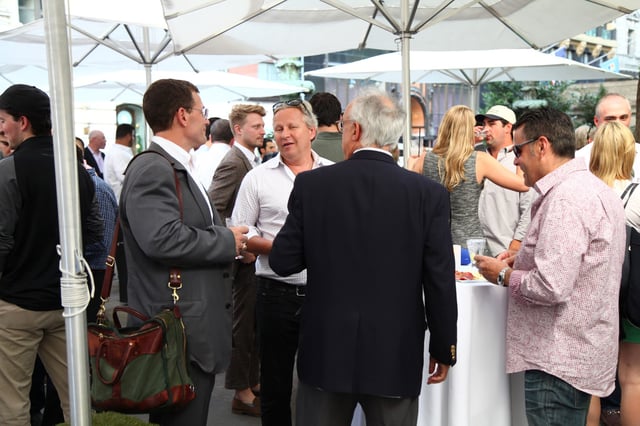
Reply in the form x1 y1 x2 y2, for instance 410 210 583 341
338 119 354 132
512 136 539 158
272 99 311 115
184 105 208 118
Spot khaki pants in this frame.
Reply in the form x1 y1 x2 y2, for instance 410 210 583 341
0 299 69 425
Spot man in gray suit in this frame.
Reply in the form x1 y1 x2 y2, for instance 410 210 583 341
208 104 266 416
119 78 249 426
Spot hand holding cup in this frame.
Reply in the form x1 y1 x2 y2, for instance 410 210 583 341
226 218 249 258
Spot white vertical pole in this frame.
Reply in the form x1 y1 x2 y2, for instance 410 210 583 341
43 0 92 424
401 0 412 167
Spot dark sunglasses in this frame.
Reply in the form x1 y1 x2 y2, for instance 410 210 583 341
272 99 311 115
512 136 539 158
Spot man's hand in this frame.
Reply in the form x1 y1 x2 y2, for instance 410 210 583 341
475 255 509 284
229 225 249 257
427 356 450 384
496 249 518 266
239 251 256 264
406 149 426 174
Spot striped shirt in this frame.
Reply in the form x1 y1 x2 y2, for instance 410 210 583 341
507 158 626 397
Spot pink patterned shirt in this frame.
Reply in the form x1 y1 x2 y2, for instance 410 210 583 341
507 158 626 396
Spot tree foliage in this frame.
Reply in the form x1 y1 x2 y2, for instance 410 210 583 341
480 82 524 111
572 85 607 126
480 81 611 127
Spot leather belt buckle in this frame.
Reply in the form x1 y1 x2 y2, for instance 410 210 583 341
295 286 305 297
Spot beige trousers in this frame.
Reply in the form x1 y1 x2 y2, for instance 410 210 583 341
0 299 69 425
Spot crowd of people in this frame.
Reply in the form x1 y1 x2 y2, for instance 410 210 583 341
0 78 638 426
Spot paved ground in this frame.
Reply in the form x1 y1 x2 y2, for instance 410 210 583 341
131 373 263 425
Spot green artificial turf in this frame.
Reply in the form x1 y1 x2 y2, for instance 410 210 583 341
58 411 158 425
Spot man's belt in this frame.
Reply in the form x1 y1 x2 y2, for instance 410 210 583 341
258 277 305 296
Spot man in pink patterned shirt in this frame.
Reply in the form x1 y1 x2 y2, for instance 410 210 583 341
476 107 626 426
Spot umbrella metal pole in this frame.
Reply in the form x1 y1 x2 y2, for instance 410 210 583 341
470 85 479 112
43 1 92 425
400 0 412 168
144 28 153 149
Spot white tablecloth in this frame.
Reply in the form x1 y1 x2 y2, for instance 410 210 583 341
352 281 528 426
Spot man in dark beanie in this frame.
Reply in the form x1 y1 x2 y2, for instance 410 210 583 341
0 84 102 424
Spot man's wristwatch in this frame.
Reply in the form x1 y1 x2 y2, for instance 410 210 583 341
497 267 510 287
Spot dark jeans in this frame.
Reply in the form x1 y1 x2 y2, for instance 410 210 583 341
524 370 591 426
256 277 304 426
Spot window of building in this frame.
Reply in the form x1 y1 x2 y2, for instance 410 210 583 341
18 0 42 24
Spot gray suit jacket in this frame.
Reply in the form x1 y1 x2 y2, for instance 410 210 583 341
120 142 236 374
208 145 254 220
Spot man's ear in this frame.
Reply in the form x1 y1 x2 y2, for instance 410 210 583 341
175 107 189 127
19 116 30 131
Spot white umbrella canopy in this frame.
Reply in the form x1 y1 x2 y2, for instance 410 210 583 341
162 0 640 55
306 49 632 110
72 69 308 103
160 0 640 162
0 1 273 81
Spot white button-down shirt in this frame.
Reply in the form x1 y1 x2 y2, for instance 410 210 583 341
231 152 333 284
153 136 214 221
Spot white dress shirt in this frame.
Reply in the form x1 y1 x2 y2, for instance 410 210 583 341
231 152 333 284
194 142 231 188
153 136 213 221
104 143 134 202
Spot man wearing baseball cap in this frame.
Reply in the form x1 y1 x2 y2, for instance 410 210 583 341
0 84 102 424
475 105 534 257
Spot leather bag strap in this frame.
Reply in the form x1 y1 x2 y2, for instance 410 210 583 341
97 151 185 320
100 217 121 301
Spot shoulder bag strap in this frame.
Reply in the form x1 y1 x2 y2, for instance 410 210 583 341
97 151 185 320
169 165 184 304
621 182 639 208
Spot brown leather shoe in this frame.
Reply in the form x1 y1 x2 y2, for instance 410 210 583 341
232 397 261 417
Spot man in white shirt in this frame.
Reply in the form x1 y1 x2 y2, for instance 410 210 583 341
475 105 534 256
104 123 134 202
231 99 332 426
195 118 234 188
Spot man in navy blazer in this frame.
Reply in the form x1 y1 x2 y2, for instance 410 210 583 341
270 90 458 426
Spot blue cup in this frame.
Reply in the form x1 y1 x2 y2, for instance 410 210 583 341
460 247 471 265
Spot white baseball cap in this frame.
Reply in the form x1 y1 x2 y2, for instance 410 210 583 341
475 105 516 125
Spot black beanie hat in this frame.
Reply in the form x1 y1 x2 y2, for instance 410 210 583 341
0 84 51 123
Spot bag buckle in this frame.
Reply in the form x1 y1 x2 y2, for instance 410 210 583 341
296 286 305 297
105 255 116 268
168 270 182 304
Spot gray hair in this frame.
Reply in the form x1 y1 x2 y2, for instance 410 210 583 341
273 100 318 129
348 89 405 150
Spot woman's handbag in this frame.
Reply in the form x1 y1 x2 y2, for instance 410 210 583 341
87 155 196 413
